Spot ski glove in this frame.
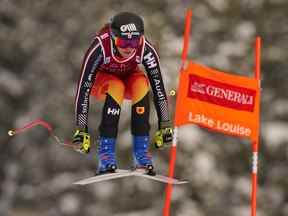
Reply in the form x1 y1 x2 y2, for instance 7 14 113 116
72 129 91 154
154 121 173 149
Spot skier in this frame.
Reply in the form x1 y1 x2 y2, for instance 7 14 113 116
73 12 173 175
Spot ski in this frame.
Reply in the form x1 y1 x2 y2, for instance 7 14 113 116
131 169 188 185
73 169 188 185
73 169 133 185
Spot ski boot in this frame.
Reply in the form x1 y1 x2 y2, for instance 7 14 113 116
97 137 117 175
133 136 156 176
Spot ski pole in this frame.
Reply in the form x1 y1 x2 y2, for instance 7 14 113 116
8 119 79 150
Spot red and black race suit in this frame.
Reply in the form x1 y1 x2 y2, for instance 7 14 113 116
75 25 170 130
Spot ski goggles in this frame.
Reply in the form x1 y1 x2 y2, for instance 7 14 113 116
114 36 142 48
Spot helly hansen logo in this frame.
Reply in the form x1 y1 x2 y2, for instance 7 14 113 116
120 23 137 32
107 107 120 115
143 52 157 69
188 74 256 112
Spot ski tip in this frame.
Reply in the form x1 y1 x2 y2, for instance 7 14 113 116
162 179 189 185
73 182 81 185
73 179 89 185
73 182 85 186
175 180 189 185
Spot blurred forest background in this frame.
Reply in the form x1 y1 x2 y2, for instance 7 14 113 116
1 0 287 216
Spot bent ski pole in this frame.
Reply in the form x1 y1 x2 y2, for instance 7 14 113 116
8 119 79 150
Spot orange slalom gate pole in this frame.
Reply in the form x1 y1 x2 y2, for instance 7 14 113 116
181 9 192 67
163 129 178 216
255 37 261 80
251 36 261 216
163 9 192 216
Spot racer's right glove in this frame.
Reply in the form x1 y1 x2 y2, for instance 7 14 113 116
72 128 91 154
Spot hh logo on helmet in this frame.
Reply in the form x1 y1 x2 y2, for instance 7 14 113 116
120 23 137 32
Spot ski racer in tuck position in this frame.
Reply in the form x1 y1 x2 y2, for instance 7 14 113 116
73 12 173 175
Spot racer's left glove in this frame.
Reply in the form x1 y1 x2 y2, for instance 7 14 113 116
72 128 91 154
153 121 173 149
